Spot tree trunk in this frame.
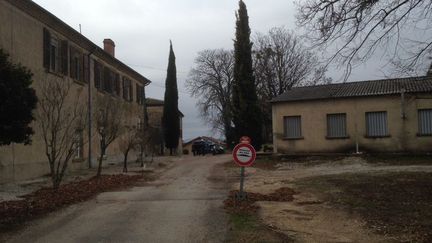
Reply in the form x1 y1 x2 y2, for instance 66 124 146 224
123 149 129 173
53 177 60 191
96 148 105 177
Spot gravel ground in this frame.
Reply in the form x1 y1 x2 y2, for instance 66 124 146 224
1 154 231 243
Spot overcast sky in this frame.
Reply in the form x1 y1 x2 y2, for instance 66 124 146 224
32 0 404 140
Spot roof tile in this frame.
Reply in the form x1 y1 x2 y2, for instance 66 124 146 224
272 76 432 103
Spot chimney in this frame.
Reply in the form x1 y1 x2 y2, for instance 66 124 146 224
103 39 115 57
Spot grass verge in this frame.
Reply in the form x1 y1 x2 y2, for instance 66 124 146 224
224 188 296 242
295 172 432 242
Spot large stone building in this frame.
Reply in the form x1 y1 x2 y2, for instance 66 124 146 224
0 0 151 183
271 76 432 154
146 98 184 155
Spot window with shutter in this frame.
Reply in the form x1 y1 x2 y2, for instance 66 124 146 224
418 109 432 136
94 60 102 90
103 67 112 93
283 116 302 139
82 55 89 83
327 113 348 138
74 129 84 160
136 84 141 104
60 40 69 75
114 73 120 96
43 28 51 69
49 37 60 73
365 111 389 137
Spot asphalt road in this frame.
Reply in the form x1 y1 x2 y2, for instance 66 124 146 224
4 154 232 243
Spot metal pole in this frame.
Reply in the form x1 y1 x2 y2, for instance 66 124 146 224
239 166 246 200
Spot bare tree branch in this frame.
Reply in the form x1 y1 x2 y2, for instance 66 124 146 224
36 76 87 190
296 0 432 79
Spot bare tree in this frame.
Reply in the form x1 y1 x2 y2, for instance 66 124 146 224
94 96 123 177
186 49 235 146
296 0 432 78
253 27 331 142
119 123 138 173
37 77 86 190
136 125 162 167
254 27 331 98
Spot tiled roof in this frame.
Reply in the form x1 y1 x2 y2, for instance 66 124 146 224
146 98 164 106
6 0 151 86
145 98 184 117
271 76 432 103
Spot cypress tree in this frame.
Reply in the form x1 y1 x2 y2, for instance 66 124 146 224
162 41 180 155
0 49 37 145
232 0 263 150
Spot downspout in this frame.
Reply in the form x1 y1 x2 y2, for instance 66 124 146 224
400 88 407 151
400 88 406 119
87 48 96 168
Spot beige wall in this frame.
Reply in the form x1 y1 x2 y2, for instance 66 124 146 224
272 94 432 154
0 1 146 183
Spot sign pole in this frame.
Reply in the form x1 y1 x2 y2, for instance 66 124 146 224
239 166 246 200
232 141 256 201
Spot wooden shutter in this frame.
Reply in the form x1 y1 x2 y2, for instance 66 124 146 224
129 81 133 101
122 77 127 99
69 47 76 79
60 40 69 75
115 73 120 95
94 60 101 89
103 67 111 92
43 28 51 69
83 55 89 83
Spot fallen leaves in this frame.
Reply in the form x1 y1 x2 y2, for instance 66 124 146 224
0 174 146 231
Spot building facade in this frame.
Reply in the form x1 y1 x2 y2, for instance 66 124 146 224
146 98 184 155
0 0 151 183
271 76 432 154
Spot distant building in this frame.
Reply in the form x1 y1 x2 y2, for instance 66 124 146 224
271 76 432 154
0 0 150 183
146 98 184 155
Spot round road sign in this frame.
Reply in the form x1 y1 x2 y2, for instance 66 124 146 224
232 143 256 167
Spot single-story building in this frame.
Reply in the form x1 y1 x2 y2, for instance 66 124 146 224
271 76 432 154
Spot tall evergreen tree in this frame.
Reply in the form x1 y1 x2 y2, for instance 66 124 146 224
232 0 263 150
162 41 180 155
0 49 37 145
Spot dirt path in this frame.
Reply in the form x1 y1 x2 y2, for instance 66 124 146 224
2 155 232 243
236 157 432 242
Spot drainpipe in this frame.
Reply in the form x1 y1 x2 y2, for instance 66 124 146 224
87 49 96 168
400 88 406 119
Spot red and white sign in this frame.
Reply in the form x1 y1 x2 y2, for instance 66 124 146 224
239 136 251 144
232 143 256 167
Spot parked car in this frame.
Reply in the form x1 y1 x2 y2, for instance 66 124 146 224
192 140 211 156
210 144 225 155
